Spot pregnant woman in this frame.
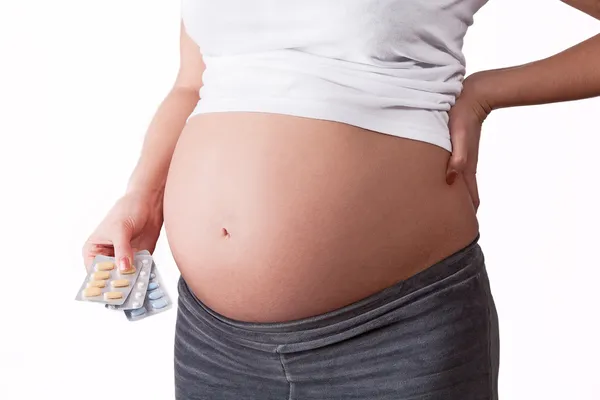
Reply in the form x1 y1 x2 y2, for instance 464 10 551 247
82 1 600 399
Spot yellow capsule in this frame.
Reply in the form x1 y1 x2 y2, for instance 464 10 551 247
111 279 130 288
83 287 102 297
104 291 123 300
92 271 110 280
96 261 115 271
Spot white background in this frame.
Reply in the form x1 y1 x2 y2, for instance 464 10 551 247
1 0 599 399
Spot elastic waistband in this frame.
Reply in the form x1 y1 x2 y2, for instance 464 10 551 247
177 233 484 351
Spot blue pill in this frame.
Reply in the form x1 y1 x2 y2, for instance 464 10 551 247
129 307 146 317
148 290 164 300
150 298 168 310
148 282 159 291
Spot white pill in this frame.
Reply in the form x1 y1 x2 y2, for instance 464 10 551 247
133 302 141 308
140 271 146 277
142 259 149 265
137 282 144 288
135 292 143 298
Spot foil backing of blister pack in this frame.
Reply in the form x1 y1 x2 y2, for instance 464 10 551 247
125 260 172 321
75 253 147 306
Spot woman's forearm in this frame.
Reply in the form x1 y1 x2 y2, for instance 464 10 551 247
469 33 600 112
126 86 199 195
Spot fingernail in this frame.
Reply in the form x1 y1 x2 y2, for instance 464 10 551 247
446 170 458 185
119 256 131 271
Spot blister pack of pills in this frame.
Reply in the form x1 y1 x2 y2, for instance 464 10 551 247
75 252 153 306
105 255 153 311
124 260 172 322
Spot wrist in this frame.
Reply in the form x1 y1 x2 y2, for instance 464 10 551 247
125 184 165 197
462 71 496 121
126 185 164 198
123 187 165 226
124 185 165 209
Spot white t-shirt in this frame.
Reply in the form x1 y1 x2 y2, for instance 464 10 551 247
181 0 489 152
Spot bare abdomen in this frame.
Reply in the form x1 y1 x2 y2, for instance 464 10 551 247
163 112 478 323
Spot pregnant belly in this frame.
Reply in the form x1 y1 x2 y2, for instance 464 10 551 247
163 112 479 323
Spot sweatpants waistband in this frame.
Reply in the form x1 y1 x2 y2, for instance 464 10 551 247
176 233 484 353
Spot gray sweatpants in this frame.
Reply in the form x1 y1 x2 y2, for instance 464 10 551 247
174 233 499 399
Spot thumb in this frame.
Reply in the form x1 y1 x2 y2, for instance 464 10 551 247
446 128 468 185
112 220 135 272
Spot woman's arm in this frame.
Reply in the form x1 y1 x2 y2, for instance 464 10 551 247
467 1 599 118
126 21 205 196
445 1 599 208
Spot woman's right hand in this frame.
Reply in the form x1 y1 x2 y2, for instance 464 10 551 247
82 189 164 272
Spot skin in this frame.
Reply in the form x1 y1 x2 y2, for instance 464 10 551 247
82 24 204 271
83 1 599 320
446 1 600 210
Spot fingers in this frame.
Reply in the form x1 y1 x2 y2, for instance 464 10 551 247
446 124 480 211
82 242 96 271
446 128 469 185
83 218 135 273
112 218 135 273
82 242 113 272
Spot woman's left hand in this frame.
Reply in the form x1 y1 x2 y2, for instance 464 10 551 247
445 72 492 212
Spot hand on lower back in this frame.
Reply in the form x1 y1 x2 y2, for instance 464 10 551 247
446 72 492 212
82 190 164 272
